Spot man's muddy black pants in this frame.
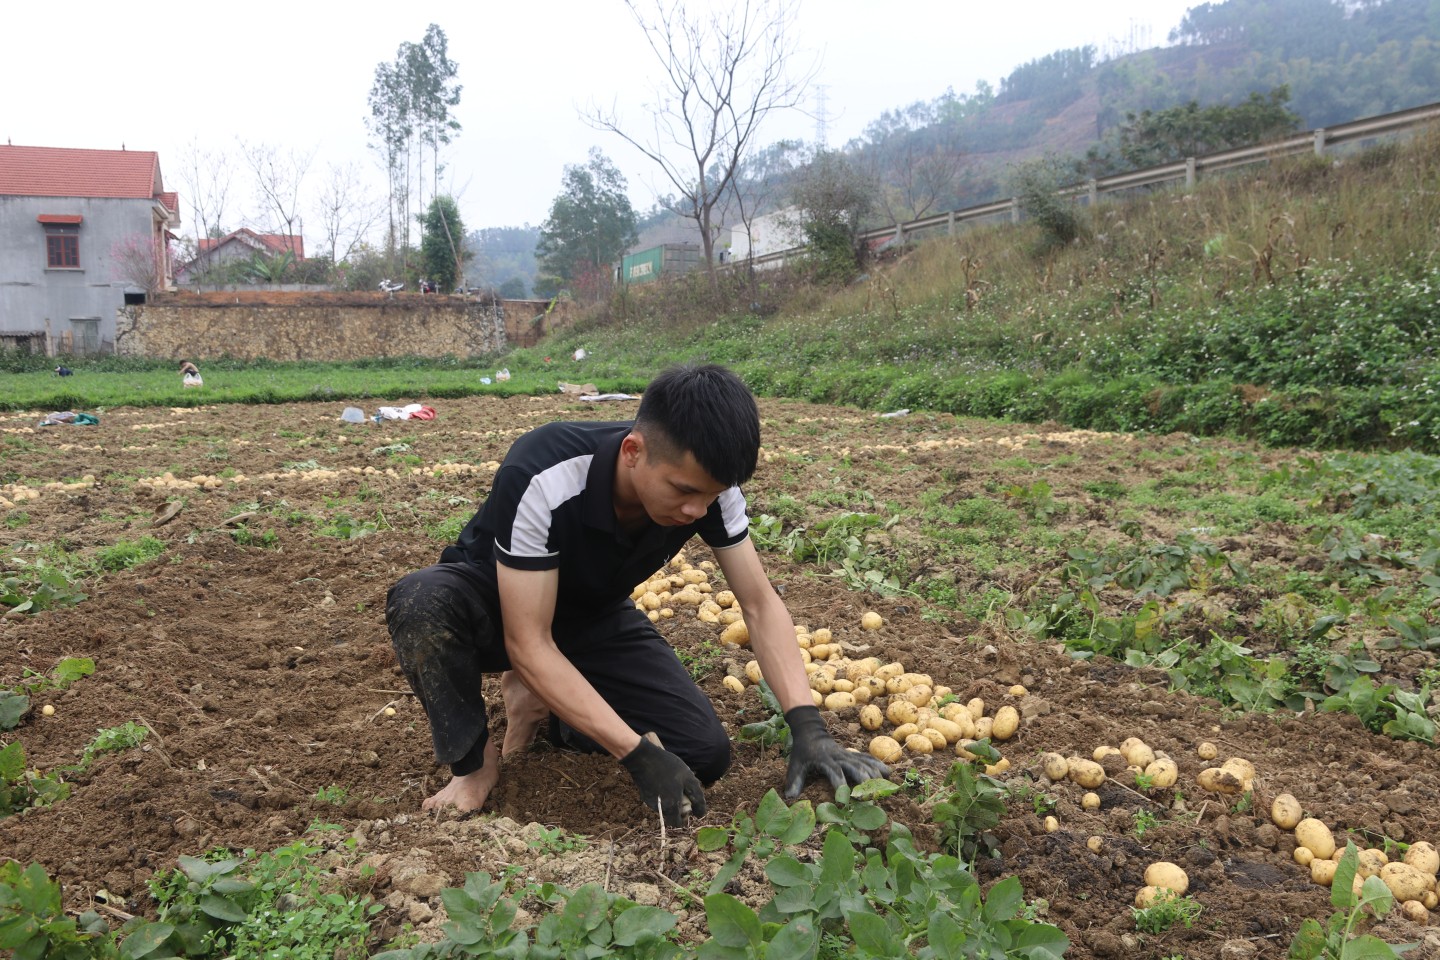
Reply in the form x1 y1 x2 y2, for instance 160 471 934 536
386 561 732 782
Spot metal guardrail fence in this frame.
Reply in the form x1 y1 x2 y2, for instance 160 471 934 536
740 99 1440 269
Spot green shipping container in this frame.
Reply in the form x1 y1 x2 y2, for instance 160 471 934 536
619 244 701 285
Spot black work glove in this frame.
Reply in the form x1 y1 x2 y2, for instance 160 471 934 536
783 705 891 800
621 736 706 827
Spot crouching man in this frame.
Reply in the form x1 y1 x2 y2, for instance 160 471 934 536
386 363 888 824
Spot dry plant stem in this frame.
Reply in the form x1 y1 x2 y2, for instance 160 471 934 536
367 699 403 723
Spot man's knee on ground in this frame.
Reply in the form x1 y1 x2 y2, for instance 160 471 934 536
688 726 732 785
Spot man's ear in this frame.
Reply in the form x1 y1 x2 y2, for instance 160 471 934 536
621 432 644 467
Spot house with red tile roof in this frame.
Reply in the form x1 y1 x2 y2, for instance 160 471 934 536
178 227 305 283
0 144 180 355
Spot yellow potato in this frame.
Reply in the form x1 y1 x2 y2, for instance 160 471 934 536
885 675 914 695
869 736 903 764
1144 758 1178 789
1196 767 1244 795
859 704 884 731
955 739 984 761
1093 745 1122 763
1424 890 1438 910
1087 836 1104 854
893 723 920 742
991 705 1020 741
810 673 835 695
811 689 823 707
1044 815 1059 833
861 611 885 630
966 697 985 721
1401 901 1430 924
922 728 947 751
1134 886 1166 908
1120 737 1155 769
1271 793 1303 831
974 717 994 740
985 757 1010 776
1008 684 1028 697
1294 846 1315 867
875 662 905 681
1405 841 1440 876
886 700 920 726
1068 759 1106 789
1039 752 1070 781
714 589 735 607
745 660 763 684
720 620 750 647
852 684 872 705
824 691 856 712
904 685 933 708
1296 819 1337 860
1197 741 1218 761
811 627 832 644
1357 849 1389 879
926 717 965 745
1082 792 1101 811
722 676 745 694
1311 858 1338 886
1381 862 1434 903
1144 862 1189 895
904 733 934 755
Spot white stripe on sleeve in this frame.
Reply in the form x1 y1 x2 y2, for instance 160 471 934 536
507 454 593 558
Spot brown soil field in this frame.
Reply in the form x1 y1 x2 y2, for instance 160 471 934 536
2 395 1438 959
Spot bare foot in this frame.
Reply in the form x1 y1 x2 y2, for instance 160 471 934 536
500 670 549 757
421 737 500 812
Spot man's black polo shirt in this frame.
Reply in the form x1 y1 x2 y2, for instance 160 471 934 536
447 421 750 627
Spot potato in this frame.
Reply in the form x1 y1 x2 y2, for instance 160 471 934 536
811 689 823 707
1120 737 1155 770
1381 862 1434 903
824 691 856 712
810 644 834 661
904 685 934 707
1044 815 1059 833
869 736 903 764
721 675 745 694
1271 793 1303 831
1221 759 1255 794
893 723 920 742
884 675 912 696
1311 858 1338 886
991 706 1020 741
720 620 750 647
1087 836 1104 854
1008 684 1028 697
1145 862 1189 895
1197 741 1218 761
985 757 1010 776
811 627 833 644
861 611 885 630
922 728 947 751
832 679 855 694
851 684 872 705
966 697 985 720
1068 759 1106 789
1424 890 1438 910
810 672 835 695
886 699 919 726
933 685 953 701
1296 819 1337 860
974 717 994 740
1401 900 1430 924
1040 752 1070 781
1144 758 1178 789
714 589 735 607
744 660 763 684
1134 886 1166 909
1357 849 1389 879
847 659 876 680
1294 846 1315 867
859 704 884 731
718 608 744 626
904 733 934 755
1094 745 1122 763
955 739 984 761
875 662 905 681
1082 792 1101 811
1405 841 1440 877
927 718 965 745
1196 767 1245 795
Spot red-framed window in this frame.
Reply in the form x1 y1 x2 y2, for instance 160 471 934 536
46 234 80 268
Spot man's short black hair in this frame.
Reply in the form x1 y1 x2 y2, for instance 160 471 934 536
634 364 760 488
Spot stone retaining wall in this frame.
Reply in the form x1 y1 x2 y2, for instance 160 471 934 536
117 293 572 360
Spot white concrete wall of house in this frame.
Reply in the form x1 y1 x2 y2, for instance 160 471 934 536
0 194 158 353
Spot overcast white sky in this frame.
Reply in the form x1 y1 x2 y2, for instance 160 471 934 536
3 0 1198 244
